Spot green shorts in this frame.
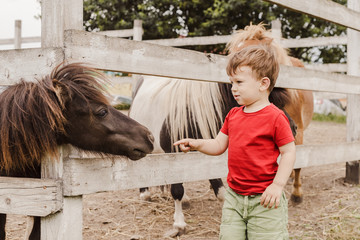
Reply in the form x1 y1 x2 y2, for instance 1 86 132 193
219 188 288 240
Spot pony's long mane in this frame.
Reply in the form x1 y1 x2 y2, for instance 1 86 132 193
166 80 224 144
130 77 224 151
0 63 109 173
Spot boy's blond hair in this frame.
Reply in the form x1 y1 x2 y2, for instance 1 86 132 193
226 44 279 92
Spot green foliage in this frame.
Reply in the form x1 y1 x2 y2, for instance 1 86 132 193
312 113 346 124
83 0 347 62
113 103 131 110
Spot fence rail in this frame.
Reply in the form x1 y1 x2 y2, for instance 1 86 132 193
0 31 357 92
0 177 61 216
2 140 360 216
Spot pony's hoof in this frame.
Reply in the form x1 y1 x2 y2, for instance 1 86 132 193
164 227 186 238
290 194 303 203
181 200 190 209
130 235 143 240
181 193 191 209
139 191 151 201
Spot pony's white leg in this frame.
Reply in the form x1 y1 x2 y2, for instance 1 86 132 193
173 200 186 232
165 199 186 237
217 186 226 202
24 216 34 240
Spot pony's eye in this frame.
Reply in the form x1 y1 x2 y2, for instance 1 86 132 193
96 108 108 117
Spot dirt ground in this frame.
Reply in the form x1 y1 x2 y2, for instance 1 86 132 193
5 120 360 239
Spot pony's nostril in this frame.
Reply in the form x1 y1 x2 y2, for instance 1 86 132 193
148 133 154 143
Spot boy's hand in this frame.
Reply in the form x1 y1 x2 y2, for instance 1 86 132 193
260 183 283 209
173 139 198 153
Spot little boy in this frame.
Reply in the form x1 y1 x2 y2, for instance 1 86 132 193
174 44 295 240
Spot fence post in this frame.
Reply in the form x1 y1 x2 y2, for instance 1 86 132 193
41 0 83 48
132 19 144 97
346 0 360 184
14 20 21 49
41 147 83 240
271 19 282 43
40 0 83 239
133 19 143 41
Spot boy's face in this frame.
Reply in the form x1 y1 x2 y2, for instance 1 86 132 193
229 66 264 106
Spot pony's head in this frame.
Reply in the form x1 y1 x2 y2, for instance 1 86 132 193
0 63 154 174
226 23 292 66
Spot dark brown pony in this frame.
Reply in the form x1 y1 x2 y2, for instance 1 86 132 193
0 63 154 240
130 23 313 237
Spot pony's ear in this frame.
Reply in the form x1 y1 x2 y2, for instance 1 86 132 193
52 79 70 109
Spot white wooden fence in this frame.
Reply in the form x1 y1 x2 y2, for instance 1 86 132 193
0 0 360 239
1 19 347 73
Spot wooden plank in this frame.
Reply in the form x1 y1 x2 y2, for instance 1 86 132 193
0 34 354 94
145 35 347 48
108 76 133 84
96 29 134 38
264 0 360 32
40 2 84 239
277 65 360 94
14 20 21 49
0 177 62 216
305 63 347 73
294 142 360 169
0 28 345 48
133 19 143 41
41 0 82 48
345 0 360 184
0 37 41 46
0 47 64 84
313 91 346 100
0 28 346 49
62 142 360 196
64 30 360 94
144 35 232 46
64 29 228 84
281 36 347 48
41 197 82 240
62 151 228 196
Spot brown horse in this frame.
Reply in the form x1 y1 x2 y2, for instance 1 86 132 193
130 24 313 236
0 63 154 240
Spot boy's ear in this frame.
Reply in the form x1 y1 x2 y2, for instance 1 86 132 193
260 77 271 91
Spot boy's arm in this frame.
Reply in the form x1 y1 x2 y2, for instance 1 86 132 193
173 131 228 156
260 141 296 208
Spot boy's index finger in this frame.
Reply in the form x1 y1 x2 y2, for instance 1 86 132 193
173 139 187 146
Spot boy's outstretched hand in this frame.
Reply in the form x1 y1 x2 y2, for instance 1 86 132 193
173 138 199 153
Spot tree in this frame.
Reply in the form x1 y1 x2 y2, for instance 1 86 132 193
83 0 347 63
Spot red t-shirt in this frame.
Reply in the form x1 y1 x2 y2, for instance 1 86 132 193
220 104 295 195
